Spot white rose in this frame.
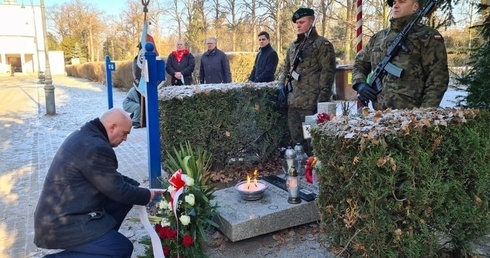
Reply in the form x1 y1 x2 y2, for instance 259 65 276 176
184 177 195 186
179 215 191 226
159 200 169 210
160 218 171 227
168 185 175 193
185 194 195 206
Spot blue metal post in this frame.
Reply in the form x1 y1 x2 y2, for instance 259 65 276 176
105 55 116 109
143 43 165 188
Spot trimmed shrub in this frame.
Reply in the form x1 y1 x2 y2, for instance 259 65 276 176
159 83 288 169
311 108 490 257
66 52 258 91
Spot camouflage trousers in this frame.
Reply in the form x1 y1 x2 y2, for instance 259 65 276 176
287 107 315 153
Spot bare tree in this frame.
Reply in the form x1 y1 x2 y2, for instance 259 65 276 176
182 0 208 53
317 0 335 38
167 0 185 39
222 0 246 51
46 0 469 64
345 0 356 62
49 0 105 62
240 0 259 51
112 0 146 59
260 0 296 55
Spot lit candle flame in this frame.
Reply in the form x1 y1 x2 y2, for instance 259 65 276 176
246 174 251 189
253 169 258 187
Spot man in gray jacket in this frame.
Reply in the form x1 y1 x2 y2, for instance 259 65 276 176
199 37 232 84
122 86 142 128
34 108 161 257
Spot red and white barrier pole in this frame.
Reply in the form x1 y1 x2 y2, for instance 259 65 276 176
356 0 363 53
356 0 363 113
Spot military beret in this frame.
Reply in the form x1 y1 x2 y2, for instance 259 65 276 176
292 8 314 23
388 0 422 7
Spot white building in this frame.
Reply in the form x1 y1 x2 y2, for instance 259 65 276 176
0 0 64 75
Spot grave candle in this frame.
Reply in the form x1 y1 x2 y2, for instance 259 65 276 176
236 181 266 192
235 170 268 201
287 166 301 204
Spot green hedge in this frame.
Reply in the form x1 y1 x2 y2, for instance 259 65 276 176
311 108 490 257
159 84 289 169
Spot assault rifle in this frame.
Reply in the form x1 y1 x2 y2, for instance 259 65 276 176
285 21 316 93
358 0 437 108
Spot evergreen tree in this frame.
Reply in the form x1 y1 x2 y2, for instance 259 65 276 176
459 3 490 110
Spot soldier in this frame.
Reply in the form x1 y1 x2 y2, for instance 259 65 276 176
278 7 336 147
352 0 449 110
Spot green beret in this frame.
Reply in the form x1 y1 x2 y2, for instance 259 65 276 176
292 8 314 23
388 0 422 8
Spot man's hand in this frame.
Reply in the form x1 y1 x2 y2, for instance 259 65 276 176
353 82 378 103
174 72 182 79
278 84 288 103
149 188 166 202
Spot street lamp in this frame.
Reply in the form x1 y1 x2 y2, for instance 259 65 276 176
40 0 55 115
29 0 42 79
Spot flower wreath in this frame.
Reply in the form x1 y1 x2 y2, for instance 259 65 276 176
144 143 218 258
149 169 217 258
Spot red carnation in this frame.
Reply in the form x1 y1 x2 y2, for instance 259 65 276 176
317 113 331 124
167 228 177 240
158 231 165 239
160 226 177 240
182 235 194 247
158 227 172 239
163 246 170 257
155 224 162 232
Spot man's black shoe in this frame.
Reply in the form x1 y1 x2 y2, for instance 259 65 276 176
132 122 141 129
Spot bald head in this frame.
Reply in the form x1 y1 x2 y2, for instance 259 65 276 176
100 108 132 147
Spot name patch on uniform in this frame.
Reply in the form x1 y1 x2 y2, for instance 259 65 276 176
434 34 443 41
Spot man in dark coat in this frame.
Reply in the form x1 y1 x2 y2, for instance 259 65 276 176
248 31 279 83
166 39 195 85
199 37 232 84
34 108 161 257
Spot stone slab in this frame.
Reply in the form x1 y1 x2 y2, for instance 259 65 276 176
213 180 320 242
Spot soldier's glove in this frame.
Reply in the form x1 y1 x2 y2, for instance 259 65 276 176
353 82 377 103
278 84 288 103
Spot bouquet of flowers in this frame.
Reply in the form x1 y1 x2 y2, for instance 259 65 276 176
145 142 218 258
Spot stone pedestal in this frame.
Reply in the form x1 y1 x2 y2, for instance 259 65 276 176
213 181 319 242
317 102 337 116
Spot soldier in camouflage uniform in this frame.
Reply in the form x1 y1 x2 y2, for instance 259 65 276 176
352 0 449 110
278 8 336 146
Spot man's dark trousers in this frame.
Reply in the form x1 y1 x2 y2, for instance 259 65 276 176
43 200 134 258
